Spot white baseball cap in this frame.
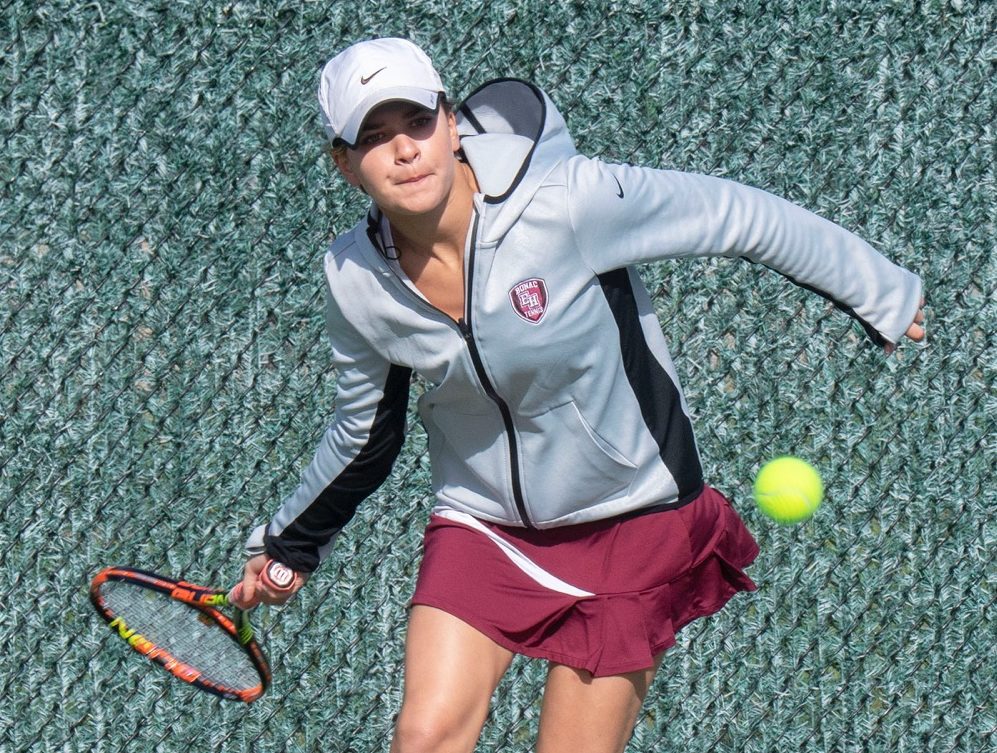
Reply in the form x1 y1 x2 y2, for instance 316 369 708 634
318 38 445 147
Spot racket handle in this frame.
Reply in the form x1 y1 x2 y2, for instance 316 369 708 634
259 559 300 593
228 559 299 609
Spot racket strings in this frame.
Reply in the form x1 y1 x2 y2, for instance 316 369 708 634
99 580 261 691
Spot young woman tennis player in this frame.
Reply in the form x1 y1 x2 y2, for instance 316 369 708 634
236 38 926 753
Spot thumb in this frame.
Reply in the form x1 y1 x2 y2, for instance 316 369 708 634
228 581 259 609
243 569 258 603
229 554 267 609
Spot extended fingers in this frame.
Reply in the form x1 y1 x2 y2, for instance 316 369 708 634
907 298 926 342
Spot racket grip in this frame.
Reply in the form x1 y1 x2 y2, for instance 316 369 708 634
259 559 300 593
228 559 299 609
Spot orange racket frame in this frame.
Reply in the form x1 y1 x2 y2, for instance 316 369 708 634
90 566 271 703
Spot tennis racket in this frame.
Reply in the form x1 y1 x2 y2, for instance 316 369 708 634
89 559 297 703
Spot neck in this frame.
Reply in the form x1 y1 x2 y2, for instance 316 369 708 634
386 162 478 260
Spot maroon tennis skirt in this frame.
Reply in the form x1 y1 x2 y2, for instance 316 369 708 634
411 485 759 677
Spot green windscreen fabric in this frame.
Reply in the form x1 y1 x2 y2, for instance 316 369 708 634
2 2 993 751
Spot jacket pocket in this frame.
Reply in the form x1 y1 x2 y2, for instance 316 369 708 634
519 401 637 518
420 398 513 517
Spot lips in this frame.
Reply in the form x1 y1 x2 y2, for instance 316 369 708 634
397 174 430 185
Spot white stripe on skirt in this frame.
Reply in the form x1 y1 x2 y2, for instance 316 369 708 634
432 509 595 598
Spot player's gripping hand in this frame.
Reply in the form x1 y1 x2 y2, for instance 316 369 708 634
232 554 306 608
885 297 926 355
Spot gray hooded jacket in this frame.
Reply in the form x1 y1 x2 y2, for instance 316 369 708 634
259 79 922 572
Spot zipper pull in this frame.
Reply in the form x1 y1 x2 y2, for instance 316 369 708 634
457 317 472 340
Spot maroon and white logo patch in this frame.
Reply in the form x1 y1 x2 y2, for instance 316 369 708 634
509 278 549 324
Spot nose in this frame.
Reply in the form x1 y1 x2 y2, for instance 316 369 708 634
392 133 419 163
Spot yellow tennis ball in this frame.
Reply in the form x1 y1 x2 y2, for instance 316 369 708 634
753 456 824 524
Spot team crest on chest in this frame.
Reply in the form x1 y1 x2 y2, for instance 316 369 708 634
509 278 549 324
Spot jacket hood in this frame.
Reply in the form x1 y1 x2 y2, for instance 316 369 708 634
456 79 577 241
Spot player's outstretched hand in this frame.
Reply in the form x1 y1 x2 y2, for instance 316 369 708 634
885 298 926 355
232 554 306 608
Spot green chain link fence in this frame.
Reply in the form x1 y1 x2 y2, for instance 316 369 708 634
2 1 994 751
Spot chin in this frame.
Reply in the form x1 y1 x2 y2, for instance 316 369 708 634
384 192 447 217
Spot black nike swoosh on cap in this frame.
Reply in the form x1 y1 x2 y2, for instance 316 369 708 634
360 67 387 85
612 175 625 199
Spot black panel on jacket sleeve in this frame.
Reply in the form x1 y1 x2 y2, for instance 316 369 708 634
265 364 413 572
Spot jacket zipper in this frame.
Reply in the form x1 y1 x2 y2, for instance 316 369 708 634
377 208 533 529
458 210 534 529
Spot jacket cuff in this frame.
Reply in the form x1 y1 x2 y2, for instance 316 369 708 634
244 524 268 557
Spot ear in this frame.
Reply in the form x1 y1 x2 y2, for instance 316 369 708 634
447 110 460 153
332 148 363 189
